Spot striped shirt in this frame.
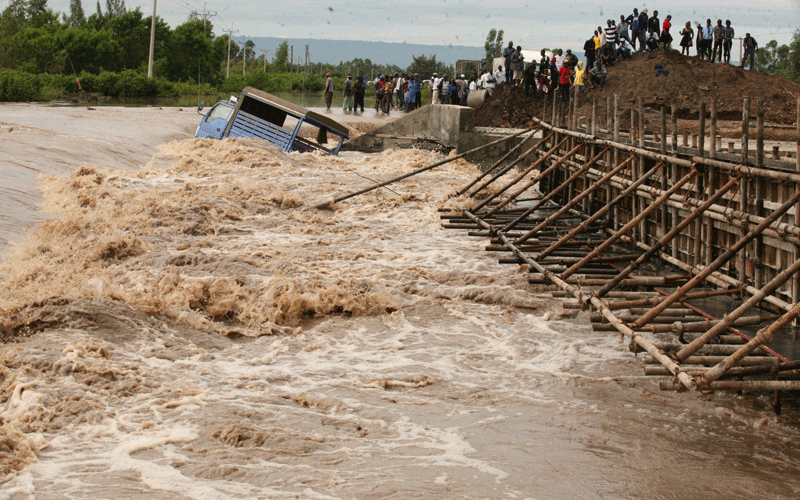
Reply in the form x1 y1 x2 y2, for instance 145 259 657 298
605 26 618 44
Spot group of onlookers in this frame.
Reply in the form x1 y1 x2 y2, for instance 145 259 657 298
322 12 761 115
588 9 758 70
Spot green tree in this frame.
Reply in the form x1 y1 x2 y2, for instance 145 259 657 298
753 30 800 81
67 0 86 27
407 54 452 79
9 25 64 73
0 0 29 36
62 24 122 73
755 40 792 78
105 0 125 19
461 61 478 77
273 40 289 72
108 8 162 71
239 39 255 63
484 28 504 63
164 18 220 83
26 0 57 27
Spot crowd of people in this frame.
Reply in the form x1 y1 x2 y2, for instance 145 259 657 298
322 11 760 114
586 9 755 68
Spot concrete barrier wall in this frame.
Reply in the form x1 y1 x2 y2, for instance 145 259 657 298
343 104 473 152
343 103 538 168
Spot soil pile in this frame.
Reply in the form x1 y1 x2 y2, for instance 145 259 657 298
474 50 800 128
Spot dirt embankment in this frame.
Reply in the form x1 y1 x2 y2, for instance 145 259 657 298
475 50 800 139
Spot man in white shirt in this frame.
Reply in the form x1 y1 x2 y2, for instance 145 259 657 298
555 49 565 70
484 70 496 90
493 66 504 85
432 73 442 103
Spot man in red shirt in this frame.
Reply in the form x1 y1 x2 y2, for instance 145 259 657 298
559 64 572 104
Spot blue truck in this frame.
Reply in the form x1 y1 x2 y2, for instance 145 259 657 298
195 86 349 155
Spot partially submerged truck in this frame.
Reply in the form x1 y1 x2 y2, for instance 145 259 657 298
195 86 350 155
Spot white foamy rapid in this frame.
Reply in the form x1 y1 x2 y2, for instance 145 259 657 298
2 107 800 499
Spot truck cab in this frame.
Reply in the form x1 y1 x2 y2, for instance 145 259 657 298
194 87 349 155
196 100 235 140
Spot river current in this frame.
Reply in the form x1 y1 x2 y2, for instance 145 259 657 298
1 105 800 499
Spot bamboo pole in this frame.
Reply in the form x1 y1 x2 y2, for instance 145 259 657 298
595 175 740 297
530 276 691 286
660 105 668 241
638 96 644 149
699 101 706 158
467 132 563 198
757 97 764 168
477 141 579 214
639 315 776 334
314 128 532 208
654 342 771 356
637 96 645 241
742 97 751 164
644 356 778 366
634 190 800 329
671 108 679 260
453 127 542 197
460 203 697 391
570 159 800 244
755 99 766 290
524 163 664 252
674 255 800 362
661 380 800 391
497 146 607 224
602 288 741 310
693 170 704 268
710 98 717 159
504 154 629 234
672 103 678 154
637 240 797 314
700 304 800 384
795 97 800 309
543 93 548 123
755 176 765 289
561 169 699 279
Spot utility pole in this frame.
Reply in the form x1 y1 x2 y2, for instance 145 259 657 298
261 49 270 72
243 44 247 76
201 3 217 34
290 45 293 95
225 26 238 78
305 45 310 90
147 0 156 78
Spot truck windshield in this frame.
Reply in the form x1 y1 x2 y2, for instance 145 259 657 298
205 104 233 123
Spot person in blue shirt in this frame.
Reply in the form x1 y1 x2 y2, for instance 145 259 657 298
722 20 735 65
448 78 461 105
741 33 758 70
502 41 515 84
404 74 420 112
354 71 366 113
637 9 649 51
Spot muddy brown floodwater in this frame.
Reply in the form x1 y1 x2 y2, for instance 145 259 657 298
1 104 800 499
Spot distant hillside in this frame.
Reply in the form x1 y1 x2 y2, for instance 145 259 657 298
234 37 485 68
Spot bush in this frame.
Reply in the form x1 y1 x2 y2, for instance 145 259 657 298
220 74 246 93
244 71 269 91
0 70 43 101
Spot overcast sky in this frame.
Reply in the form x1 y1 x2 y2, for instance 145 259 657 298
13 0 800 55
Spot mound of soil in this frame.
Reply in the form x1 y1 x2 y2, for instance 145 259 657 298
474 49 800 129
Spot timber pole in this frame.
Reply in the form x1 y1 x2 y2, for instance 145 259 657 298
633 190 800 328
314 128 532 208
560 169 699 279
